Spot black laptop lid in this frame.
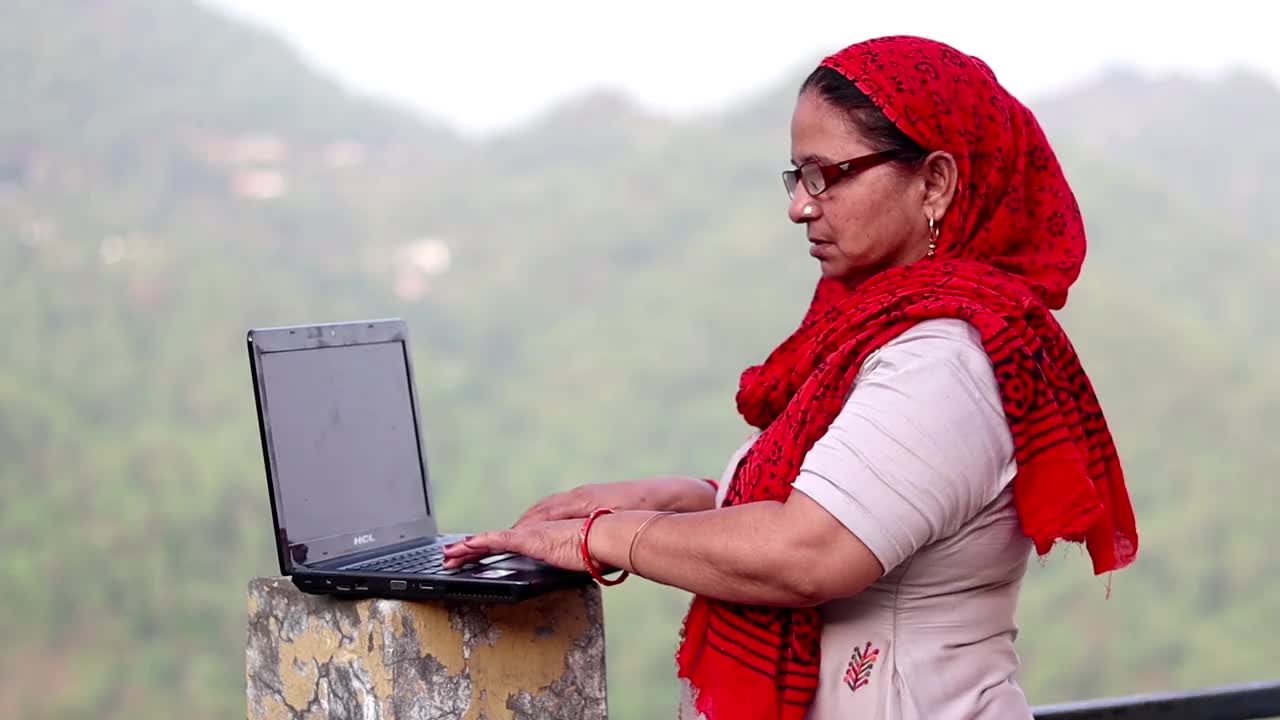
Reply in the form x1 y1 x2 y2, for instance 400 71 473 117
247 319 438 574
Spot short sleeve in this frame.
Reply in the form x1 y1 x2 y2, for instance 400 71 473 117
791 319 1017 573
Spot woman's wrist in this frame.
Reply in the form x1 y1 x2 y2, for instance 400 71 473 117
587 511 654 573
579 509 630 585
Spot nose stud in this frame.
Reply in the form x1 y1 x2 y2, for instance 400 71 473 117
802 205 815 217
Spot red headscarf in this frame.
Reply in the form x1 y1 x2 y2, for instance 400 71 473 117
674 35 1138 720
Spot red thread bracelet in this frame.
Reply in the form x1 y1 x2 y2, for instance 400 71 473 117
579 508 629 586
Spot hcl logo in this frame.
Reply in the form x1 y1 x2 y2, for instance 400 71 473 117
353 534 376 546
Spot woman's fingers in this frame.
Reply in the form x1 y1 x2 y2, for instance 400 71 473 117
442 529 522 568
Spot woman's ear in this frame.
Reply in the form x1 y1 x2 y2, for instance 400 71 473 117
921 150 959 222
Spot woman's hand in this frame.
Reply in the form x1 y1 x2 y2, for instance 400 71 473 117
440 478 717 574
512 477 715 527
442 520 587 572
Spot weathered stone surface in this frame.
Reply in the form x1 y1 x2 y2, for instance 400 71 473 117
246 577 607 720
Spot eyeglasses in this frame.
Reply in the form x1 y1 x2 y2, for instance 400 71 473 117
782 149 900 198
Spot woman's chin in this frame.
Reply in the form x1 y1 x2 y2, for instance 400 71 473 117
816 256 855 281
818 260 881 289
815 254 844 275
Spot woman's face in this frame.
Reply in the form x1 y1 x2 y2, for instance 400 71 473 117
787 90 934 287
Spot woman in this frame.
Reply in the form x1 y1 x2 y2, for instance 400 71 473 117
444 35 1138 720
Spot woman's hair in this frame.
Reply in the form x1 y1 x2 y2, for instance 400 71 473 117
800 66 929 167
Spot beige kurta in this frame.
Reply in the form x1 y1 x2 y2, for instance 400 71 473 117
679 318 1033 720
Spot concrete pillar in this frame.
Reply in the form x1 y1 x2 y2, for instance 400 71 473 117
245 577 607 720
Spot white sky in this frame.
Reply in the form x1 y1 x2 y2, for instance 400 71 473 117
205 0 1280 138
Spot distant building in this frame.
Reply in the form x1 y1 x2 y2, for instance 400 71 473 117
392 237 453 301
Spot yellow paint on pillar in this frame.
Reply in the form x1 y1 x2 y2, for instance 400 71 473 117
463 590 594 720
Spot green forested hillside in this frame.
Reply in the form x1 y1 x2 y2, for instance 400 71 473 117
2 2 1278 718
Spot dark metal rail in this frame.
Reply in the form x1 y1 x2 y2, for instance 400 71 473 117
1033 680 1280 720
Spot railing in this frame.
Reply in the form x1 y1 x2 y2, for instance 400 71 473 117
1033 680 1280 720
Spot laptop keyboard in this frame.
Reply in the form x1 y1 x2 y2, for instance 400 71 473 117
339 541 517 576
343 544 448 574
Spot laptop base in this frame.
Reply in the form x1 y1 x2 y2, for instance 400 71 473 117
291 565 591 603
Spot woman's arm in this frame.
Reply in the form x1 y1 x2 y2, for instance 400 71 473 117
591 493 883 606
508 476 718 528
446 490 884 607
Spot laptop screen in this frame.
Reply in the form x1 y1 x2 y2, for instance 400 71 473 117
257 339 433 565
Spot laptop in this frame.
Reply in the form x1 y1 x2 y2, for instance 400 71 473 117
246 318 590 602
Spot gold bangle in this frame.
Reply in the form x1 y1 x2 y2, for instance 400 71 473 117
628 511 674 577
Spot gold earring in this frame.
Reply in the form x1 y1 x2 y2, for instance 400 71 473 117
802 204 815 217
927 216 939 257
